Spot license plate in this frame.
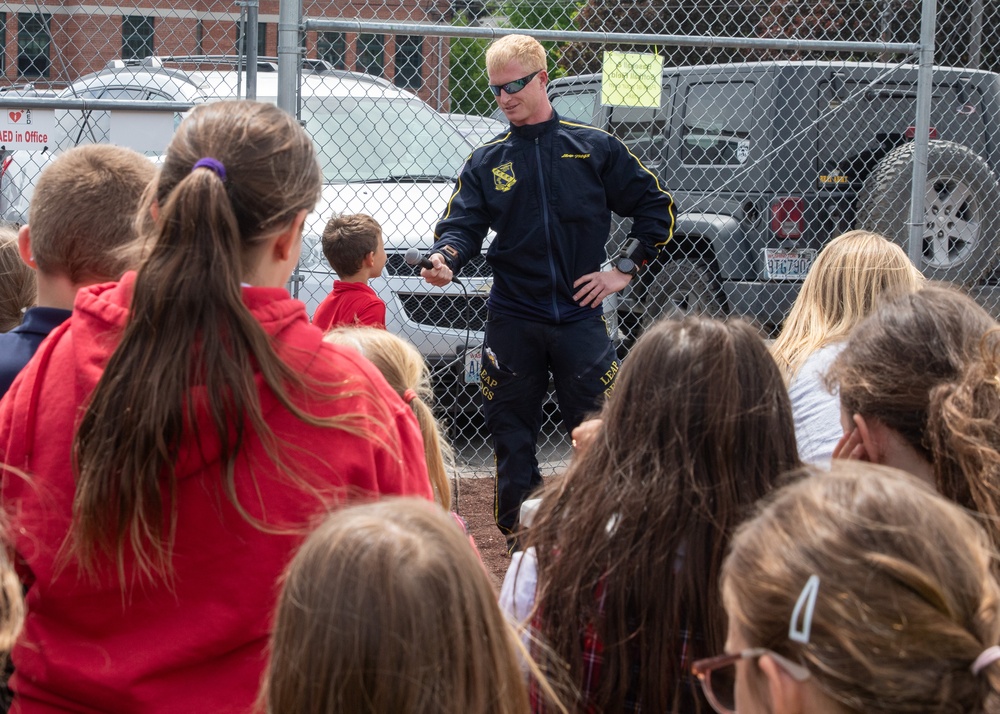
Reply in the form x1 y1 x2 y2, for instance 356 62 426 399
464 348 482 384
763 248 816 280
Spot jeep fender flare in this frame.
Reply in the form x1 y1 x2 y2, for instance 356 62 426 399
667 213 741 277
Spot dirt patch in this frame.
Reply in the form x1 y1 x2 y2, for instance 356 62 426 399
455 476 510 590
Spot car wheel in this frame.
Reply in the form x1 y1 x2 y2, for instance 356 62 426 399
641 259 726 329
857 140 1000 285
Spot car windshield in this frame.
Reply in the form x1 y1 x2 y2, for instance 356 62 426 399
303 97 472 183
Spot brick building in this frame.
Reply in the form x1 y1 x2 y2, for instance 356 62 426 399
0 1 452 107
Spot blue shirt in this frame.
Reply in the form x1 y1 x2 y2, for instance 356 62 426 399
0 306 72 396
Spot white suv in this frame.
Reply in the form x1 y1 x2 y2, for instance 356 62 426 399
0 59 494 404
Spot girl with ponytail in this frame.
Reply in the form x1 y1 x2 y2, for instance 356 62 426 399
826 283 1000 550
0 101 432 713
324 326 455 510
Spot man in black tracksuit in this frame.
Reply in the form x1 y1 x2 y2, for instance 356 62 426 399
422 35 676 549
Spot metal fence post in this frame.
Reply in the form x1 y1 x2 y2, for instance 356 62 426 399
907 0 938 266
277 0 302 119
245 0 259 100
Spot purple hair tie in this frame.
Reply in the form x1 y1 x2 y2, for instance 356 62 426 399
192 157 227 182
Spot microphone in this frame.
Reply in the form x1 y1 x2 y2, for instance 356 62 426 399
406 247 462 285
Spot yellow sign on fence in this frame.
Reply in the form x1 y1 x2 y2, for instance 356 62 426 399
601 51 664 108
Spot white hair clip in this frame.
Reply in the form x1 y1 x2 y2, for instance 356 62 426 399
789 575 820 645
972 645 1000 675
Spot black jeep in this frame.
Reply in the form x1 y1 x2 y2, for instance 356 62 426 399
547 61 1000 337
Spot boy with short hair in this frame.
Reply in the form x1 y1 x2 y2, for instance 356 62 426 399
312 213 388 331
0 144 155 395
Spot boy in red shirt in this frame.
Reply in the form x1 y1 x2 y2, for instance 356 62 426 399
312 213 388 331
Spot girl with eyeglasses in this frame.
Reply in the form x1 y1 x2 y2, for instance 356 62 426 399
695 462 1000 714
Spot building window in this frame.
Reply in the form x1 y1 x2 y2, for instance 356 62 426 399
195 20 204 55
0 14 6 73
235 21 268 57
17 13 51 78
394 35 423 90
356 34 384 76
317 32 346 69
122 16 155 60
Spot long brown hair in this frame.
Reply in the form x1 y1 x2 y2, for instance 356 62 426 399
724 463 1000 714
325 327 454 509
826 284 1000 550
71 101 329 582
263 498 538 714
525 317 800 712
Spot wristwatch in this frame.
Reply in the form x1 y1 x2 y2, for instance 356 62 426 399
614 256 638 277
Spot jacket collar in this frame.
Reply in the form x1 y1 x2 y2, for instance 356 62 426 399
510 110 560 141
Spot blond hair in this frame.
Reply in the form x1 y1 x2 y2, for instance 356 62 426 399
485 34 546 76
325 327 453 509
28 143 155 283
0 228 35 331
263 498 552 714
771 230 923 381
724 462 1000 714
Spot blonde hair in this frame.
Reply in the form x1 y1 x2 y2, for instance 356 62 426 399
723 462 1000 714
0 228 35 331
28 143 155 283
263 498 550 714
325 327 453 510
771 230 923 381
485 34 546 76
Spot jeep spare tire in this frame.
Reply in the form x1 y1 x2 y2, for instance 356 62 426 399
857 140 1000 285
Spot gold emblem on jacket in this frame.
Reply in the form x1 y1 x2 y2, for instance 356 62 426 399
492 162 516 192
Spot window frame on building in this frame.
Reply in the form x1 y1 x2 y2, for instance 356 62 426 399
394 35 423 90
317 32 346 70
356 33 385 77
122 15 155 61
17 12 52 79
234 21 268 58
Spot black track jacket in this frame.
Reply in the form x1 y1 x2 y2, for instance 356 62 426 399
431 111 676 323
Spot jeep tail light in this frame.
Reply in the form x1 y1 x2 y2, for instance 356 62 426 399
905 126 938 139
770 197 804 239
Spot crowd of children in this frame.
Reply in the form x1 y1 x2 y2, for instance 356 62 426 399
0 94 1000 714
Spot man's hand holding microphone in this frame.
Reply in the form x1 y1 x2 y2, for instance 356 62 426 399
407 248 461 286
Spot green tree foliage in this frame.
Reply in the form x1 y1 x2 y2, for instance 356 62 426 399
447 17 493 116
503 0 580 78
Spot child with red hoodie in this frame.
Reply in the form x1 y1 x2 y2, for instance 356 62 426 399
312 213 387 331
0 101 432 714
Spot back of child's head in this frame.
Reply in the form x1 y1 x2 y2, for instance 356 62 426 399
321 214 381 277
826 283 1000 546
264 498 529 714
0 227 35 331
27 143 155 283
722 462 1000 714
526 316 800 711
772 229 923 379
323 327 453 509
72 101 324 580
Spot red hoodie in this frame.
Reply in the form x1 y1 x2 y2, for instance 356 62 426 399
0 273 433 714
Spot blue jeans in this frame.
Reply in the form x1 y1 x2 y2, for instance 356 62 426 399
480 311 618 545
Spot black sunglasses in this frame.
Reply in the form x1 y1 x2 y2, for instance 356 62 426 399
489 70 540 97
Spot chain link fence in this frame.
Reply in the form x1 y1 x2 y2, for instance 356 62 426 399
3 0 1000 475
